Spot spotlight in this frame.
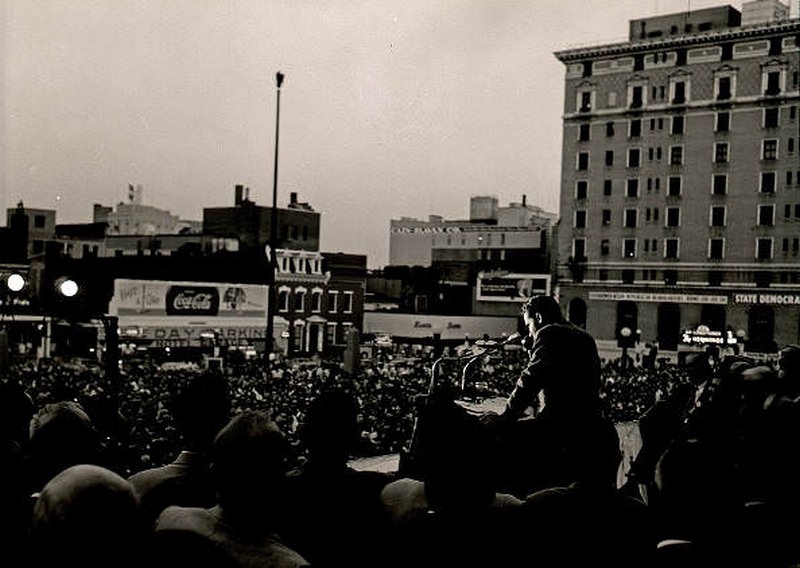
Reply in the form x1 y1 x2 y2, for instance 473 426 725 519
57 278 79 298
6 273 25 292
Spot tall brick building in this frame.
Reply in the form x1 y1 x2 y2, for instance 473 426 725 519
554 2 800 352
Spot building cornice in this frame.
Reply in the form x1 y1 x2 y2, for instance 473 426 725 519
554 19 800 63
275 272 331 285
563 92 800 121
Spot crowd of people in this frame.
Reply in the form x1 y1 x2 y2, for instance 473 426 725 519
1 317 799 566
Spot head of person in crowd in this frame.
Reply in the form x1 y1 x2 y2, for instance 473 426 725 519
653 439 737 544
28 401 100 491
738 365 777 412
298 388 359 470
209 410 290 528
520 295 564 339
684 352 714 386
170 371 231 451
30 464 148 568
777 345 800 383
717 355 755 380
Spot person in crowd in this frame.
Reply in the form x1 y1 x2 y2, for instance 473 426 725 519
28 464 150 568
522 425 656 568
722 361 772 503
26 400 101 494
486 295 615 496
764 344 800 410
0 382 35 561
753 345 800 562
281 388 391 567
650 436 763 568
128 371 231 525
153 410 309 568
622 352 719 503
381 390 524 567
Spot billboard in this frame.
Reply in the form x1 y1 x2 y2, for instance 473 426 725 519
110 279 270 348
111 279 267 320
476 272 551 302
364 312 517 341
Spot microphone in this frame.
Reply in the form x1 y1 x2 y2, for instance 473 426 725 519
502 332 524 345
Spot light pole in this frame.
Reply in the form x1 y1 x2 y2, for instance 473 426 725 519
265 71 284 372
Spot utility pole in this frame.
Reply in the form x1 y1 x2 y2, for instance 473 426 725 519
265 71 284 373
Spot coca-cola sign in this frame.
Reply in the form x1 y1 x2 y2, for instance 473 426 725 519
166 286 219 316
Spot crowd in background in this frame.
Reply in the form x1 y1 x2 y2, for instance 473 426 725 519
3 345 691 474
2 340 799 567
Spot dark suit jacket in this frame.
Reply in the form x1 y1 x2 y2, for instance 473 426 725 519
128 451 215 525
505 321 602 424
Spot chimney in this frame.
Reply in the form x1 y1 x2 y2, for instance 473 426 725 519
522 194 527 206
290 192 298 206
245 186 250 201
235 184 244 206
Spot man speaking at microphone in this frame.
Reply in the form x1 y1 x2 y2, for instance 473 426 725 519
505 295 602 424
485 295 618 496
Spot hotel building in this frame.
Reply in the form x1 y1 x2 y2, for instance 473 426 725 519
554 1 800 351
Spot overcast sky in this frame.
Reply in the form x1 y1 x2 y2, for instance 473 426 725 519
2 0 765 268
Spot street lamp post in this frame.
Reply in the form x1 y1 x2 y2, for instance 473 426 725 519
265 71 284 373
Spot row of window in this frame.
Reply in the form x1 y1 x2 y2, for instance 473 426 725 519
277 255 323 275
576 269 799 290
576 204 800 229
575 170 800 199
577 107 798 142
577 146 681 169
292 320 354 351
276 287 354 314
577 67 794 112
579 37 792 78
282 224 312 242
577 138 793 171
573 236 797 261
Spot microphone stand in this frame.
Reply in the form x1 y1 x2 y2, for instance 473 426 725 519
402 336 522 474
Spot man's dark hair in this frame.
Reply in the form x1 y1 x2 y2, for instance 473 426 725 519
521 295 564 324
779 345 800 376
171 372 231 449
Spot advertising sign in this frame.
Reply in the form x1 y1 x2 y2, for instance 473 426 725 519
364 312 517 341
165 286 220 316
476 272 551 303
681 325 737 346
111 279 267 320
588 291 728 305
111 280 270 348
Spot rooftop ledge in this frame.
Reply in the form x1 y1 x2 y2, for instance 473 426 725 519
554 18 800 62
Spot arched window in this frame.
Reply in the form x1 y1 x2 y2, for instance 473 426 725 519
747 306 776 352
568 298 587 328
657 303 681 350
700 304 726 332
616 301 638 339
